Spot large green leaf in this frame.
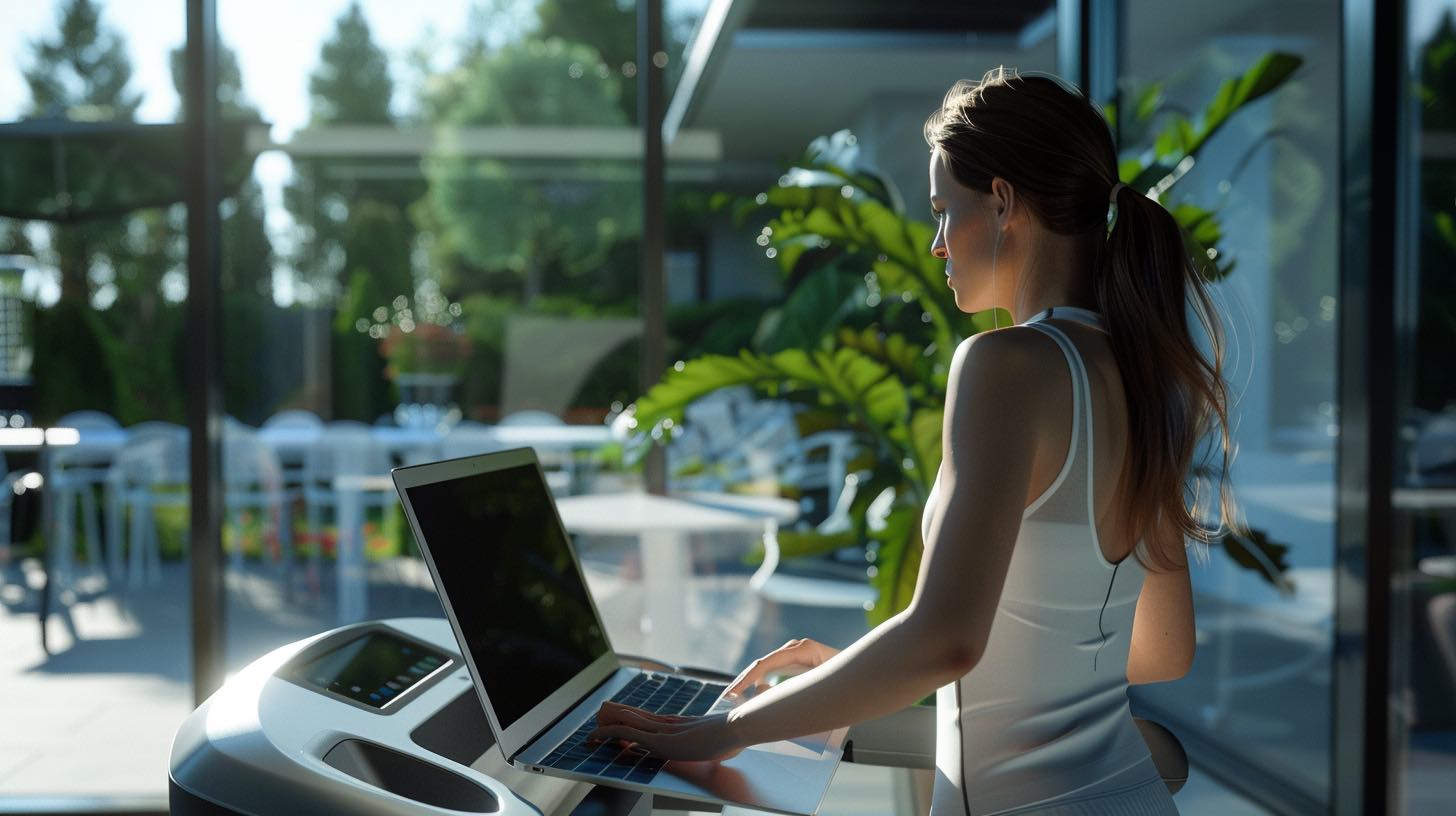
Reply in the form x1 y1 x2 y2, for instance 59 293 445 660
1217 528 1295 594
743 528 861 565
633 351 782 426
836 327 925 385
867 505 923 626
755 263 867 353
632 346 908 441
908 409 943 491
1198 52 1303 150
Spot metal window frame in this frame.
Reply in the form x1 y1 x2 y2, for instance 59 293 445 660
640 0 667 495
184 0 226 707
1056 0 1119 107
1335 0 1405 814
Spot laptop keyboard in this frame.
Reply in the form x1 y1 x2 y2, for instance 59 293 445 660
537 672 729 784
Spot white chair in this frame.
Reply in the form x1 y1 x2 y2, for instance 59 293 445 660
223 425 294 576
263 409 326 430
498 410 565 427
779 430 857 526
302 425 395 588
261 409 325 487
50 410 122 579
750 429 879 610
440 424 506 458
108 424 189 587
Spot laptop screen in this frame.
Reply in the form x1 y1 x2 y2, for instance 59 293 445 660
403 462 610 732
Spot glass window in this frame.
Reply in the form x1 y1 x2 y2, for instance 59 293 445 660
215 0 646 665
1398 3 1456 813
1120 1 1341 810
0 0 193 803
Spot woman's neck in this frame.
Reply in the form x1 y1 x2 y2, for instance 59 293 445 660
1006 228 1098 324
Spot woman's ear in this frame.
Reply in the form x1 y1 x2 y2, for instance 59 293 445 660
989 177 1015 229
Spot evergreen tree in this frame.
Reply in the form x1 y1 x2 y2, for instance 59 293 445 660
21 0 142 304
23 0 142 120
285 2 419 419
169 42 274 299
169 43 280 421
310 2 395 125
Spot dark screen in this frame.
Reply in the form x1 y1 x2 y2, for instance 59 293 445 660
406 463 610 732
296 630 450 709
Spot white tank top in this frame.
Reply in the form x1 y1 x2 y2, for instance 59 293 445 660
926 309 1176 815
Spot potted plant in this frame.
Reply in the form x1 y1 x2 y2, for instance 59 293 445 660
360 281 470 428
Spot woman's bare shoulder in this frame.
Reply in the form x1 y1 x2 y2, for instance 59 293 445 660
942 326 1073 458
949 325 1069 391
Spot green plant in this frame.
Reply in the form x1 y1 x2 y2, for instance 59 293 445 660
627 55 1302 625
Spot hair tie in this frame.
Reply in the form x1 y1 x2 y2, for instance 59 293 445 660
1105 182 1129 237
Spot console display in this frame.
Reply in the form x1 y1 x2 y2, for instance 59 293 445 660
295 630 452 710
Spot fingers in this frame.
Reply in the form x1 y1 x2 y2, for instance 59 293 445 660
724 638 812 698
589 723 658 751
597 702 690 729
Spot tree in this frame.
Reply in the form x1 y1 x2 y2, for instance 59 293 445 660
534 0 638 122
21 0 142 305
285 0 416 301
310 2 395 124
171 43 280 422
413 37 637 301
23 0 142 120
284 2 421 419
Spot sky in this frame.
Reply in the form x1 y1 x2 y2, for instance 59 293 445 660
0 0 482 133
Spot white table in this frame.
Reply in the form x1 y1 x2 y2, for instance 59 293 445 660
553 491 799 655
488 425 615 451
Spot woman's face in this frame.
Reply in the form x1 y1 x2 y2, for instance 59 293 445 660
929 150 1005 314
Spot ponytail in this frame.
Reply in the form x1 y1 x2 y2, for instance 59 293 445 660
1097 184 1242 570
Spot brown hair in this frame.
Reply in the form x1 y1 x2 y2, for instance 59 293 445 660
923 66 1240 572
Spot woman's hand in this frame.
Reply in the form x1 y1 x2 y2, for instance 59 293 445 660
588 701 743 762
723 638 841 700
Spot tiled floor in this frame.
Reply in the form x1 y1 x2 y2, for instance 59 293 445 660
0 545 1302 814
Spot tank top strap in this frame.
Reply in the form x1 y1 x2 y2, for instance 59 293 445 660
1022 322 1113 568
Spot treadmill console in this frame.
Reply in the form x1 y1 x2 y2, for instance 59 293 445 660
284 627 453 711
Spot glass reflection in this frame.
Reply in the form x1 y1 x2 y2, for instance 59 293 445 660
1121 0 1341 809
0 0 193 802
1400 3 1456 813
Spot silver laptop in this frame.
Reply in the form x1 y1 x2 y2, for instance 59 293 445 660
391 448 848 816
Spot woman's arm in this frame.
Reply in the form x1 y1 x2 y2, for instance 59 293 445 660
718 328 1059 747
1126 540 1195 684
591 329 1059 757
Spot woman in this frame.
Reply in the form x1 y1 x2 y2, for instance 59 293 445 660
591 66 1239 815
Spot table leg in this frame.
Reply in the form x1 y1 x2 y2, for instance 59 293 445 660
38 445 53 655
337 489 366 624
639 530 690 659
